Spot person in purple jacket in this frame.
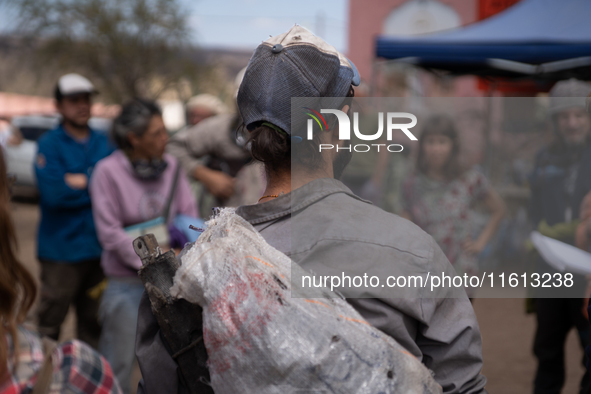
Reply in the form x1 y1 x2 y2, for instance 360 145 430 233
89 99 197 394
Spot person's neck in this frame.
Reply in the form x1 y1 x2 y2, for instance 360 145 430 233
262 171 291 199
261 165 333 202
62 121 89 141
425 167 446 181
128 150 151 162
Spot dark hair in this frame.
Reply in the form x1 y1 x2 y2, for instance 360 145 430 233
246 86 355 176
246 124 324 176
54 85 63 102
416 114 464 180
111 98 162 151
0 149 37 383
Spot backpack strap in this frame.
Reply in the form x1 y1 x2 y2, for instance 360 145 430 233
162 162 181 222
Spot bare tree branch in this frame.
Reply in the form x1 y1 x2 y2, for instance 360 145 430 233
12 0 203 102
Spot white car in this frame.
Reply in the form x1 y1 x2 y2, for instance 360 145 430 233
4 115 112 190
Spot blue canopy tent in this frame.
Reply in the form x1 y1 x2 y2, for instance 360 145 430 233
375 0 591 79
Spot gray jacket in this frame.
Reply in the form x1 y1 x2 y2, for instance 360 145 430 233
166 113 249 176
136 178 487 394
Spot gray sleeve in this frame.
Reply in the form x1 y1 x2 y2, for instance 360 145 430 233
418 241 488 394
166 128 207 175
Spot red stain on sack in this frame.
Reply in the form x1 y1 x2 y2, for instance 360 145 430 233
204 256 286 374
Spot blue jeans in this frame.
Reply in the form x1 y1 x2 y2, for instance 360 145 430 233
98 277 145 394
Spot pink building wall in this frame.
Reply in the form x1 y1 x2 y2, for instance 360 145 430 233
347 0 478 86
0 92 119 119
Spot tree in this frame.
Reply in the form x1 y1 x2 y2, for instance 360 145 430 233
12 0 204 103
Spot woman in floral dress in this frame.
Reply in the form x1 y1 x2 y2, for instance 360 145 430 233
401 115 506 294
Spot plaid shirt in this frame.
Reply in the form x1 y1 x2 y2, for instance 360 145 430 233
1 326 122 394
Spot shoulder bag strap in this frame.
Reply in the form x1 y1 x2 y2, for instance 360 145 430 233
162 162 181 222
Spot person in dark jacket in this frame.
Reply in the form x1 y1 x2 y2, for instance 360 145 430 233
575 93 591 374
35 73 113 349
529 79 591 394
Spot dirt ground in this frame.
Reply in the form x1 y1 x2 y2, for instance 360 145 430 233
10 200 587 394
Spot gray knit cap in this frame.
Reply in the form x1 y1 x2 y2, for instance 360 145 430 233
549 79 591 114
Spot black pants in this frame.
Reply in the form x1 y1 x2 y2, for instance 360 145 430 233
37 259 104 349
534 297 591 394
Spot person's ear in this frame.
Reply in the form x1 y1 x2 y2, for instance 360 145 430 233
128 133 140 149
330 104 350 142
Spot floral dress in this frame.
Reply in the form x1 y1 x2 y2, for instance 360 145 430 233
402 168 490 278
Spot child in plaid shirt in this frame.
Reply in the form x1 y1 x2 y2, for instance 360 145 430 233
0 148 121 394
2 327 121 394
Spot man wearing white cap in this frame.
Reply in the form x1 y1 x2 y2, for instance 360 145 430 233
35 73 113 349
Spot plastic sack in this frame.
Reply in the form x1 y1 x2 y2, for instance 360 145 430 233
171 208 441 394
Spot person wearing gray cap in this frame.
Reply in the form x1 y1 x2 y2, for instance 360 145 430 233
529 78 591 394
134 26 487 394
166 71 263 216
35 73 113 350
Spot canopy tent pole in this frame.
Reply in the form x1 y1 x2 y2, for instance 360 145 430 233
483 79 497 177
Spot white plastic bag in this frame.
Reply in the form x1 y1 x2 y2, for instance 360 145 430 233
171 208 441 394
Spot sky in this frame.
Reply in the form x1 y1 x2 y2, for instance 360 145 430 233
0 0 349 53
185 0 349 53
